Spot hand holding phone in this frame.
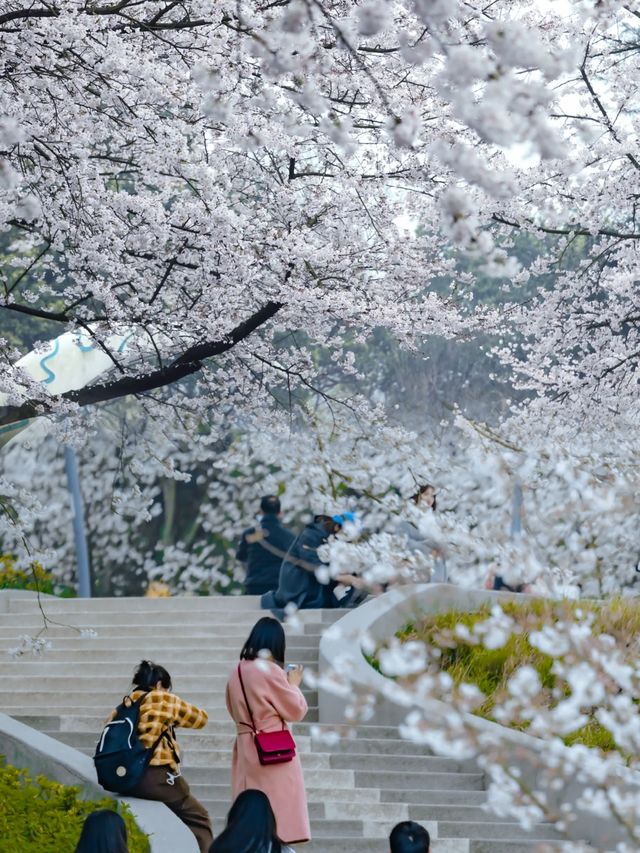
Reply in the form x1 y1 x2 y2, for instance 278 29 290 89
286 663 304 687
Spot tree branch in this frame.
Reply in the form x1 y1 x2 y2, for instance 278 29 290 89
0 300 283 427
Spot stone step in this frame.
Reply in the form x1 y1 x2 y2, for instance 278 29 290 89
310 734 435 756
381 788 488 807
76 747 336 772
8 593 344 621
409 805 502 822
25 719 422 744
2 667 318 700
45 730 311 752
6 598 344 617
3 706 319 722
189 767 356 788
179 770 484 796
354 770 485 791
328 752 478 774
309 724 414 741
470 843 574 853
20 716 319 733
5 595 261 609
71 743 475 776
0 651 319 672
205 799 407 824
0 623 327 639
438 821 562 841
0 689 318 707
305 841 465 853
0 610 340 627
56 731 446 765
304 842 571 853
0 633 321 649
201 784 382 805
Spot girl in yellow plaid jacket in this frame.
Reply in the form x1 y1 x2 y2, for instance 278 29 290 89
108 660 212 853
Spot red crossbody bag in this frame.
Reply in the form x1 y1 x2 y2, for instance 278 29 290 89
237 663 297 766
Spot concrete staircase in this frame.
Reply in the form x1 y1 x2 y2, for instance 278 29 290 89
0 595 574 852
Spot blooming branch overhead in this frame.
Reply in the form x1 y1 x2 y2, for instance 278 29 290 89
1 1 638 425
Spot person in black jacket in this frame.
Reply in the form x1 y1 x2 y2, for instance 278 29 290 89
261 513 365 617
237 496 296 595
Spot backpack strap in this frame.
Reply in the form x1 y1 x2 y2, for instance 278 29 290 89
130 689 180 766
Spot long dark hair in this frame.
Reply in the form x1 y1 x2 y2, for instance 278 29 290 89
209 790 283 853
132 660 172 691
74 809 129 853
411 483 437 511
240 617 286 667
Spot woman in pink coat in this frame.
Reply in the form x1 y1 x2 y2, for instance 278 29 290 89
225 616 310 845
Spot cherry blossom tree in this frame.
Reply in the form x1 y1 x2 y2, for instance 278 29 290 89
3 4 640 842
3 0 630 434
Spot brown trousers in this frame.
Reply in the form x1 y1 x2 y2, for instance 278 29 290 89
130 765 213 853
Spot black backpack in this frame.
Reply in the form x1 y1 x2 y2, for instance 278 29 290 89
94 692 170 794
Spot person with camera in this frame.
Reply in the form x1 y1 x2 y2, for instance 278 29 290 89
224 617 310 846
103 660 213 853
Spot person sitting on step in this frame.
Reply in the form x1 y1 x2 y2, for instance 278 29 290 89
106 660 213 853
209 789 296 853
261 511 364 617
389 820 431 853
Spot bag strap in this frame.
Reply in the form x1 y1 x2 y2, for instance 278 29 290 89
237 662 286 733
130 689 180 765
237 663 257 734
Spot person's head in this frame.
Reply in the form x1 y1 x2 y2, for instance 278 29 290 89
313 513 338 534
411 483 437 511
132 659 172 692
209 789 282 853
314 512 355 535
389 820 431 853
240 617 286 667
260 494 281 516
74 809 129 853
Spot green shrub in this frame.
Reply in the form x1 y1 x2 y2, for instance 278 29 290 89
381 597 640 754
0 757 150 852
0 554 75 598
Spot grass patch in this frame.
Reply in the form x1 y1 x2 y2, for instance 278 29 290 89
0 757 150 852
380 597 640 753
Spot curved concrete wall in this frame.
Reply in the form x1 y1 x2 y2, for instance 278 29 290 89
319 583 632 850
0 713 197 853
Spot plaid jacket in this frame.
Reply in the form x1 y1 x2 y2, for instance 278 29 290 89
110 688 208 771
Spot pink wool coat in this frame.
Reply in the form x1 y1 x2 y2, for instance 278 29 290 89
225 659 310 844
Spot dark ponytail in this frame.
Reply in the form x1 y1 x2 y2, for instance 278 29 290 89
132 660 172 691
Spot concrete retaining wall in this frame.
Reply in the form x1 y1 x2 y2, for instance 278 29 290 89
0 713 197 853
319 584 631 850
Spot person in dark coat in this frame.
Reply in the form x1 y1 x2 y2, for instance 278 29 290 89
261 514 342 617
237 496 296 595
